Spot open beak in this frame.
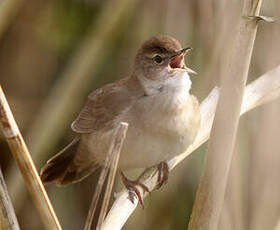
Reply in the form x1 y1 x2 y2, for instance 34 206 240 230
178 47 192 56
168 47 197 75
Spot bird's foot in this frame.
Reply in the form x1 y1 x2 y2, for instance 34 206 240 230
120 161 169 207
120 171 150 208
156 161 169 189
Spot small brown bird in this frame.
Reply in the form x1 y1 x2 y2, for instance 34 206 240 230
40 35 200 203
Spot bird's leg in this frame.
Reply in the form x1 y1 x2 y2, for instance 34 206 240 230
120 161 169 207
156 161 169 189
120 171 150 208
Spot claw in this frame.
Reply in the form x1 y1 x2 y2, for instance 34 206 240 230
156 162 169 189
120 171 150 208
120 162 169 208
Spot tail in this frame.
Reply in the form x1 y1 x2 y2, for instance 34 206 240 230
40 137 98 186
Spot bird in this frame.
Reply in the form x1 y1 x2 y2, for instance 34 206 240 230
40 35 200 205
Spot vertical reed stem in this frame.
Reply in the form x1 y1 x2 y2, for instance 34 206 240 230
96 123 128 230
188 1 263 229
84 122 128 230
0 168 20 230
0 85 62 230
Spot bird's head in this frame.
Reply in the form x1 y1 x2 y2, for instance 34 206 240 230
134 35 196 81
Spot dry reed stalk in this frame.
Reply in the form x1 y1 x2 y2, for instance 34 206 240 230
0 168 20 230
187 0 264 229
0 86 62 230
248 6 280 229
6 0 138 210
96 123 128 230
83 122 128 230
217 144 245 230
100 65 280 230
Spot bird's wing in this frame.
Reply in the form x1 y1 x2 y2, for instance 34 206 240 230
71 82 132 134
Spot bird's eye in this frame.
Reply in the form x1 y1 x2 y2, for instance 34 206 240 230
153 55 163 64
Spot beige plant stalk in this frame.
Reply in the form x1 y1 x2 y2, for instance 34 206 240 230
188 0 264 229
83 122 128 230
0 168 20 230
0 86 62 230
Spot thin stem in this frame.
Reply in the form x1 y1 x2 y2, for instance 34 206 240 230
83 122 128 230
96 122 128 230
0 86 62 230
0 168 20 230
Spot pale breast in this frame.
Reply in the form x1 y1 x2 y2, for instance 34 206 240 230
118 91 200 168
83 87 200 169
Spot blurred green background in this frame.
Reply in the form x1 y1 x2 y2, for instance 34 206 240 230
1 0 280 229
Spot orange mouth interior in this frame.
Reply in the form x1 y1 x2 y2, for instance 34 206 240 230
169 55 183 69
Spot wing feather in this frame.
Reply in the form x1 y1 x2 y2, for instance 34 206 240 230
71 83 132 133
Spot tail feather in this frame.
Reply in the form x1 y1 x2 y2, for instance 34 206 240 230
60 164 98 185
40 137 97 185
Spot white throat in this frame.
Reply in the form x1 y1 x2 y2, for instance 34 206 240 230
138 68 192 96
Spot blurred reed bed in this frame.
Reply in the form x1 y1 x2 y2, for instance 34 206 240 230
0 0 279 229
